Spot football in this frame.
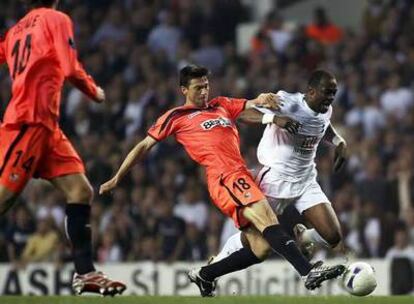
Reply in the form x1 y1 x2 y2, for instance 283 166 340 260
342 262 377 296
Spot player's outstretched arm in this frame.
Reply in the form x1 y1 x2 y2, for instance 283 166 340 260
324 124 347 172
99 136 157 194
238 108 301 134
245 93 282 110
239 92 282 123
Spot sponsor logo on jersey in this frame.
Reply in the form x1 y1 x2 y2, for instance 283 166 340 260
200 117 231 130
293 135 318 155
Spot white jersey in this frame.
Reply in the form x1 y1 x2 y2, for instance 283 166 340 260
257 91 332 183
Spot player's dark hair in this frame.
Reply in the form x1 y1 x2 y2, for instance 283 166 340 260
179 65 209 87
308 69 335 88
22 0 57 8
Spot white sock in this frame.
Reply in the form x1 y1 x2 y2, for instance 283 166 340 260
302 228 329 247
212 232 243 263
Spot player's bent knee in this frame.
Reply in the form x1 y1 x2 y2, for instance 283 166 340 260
68 182 94 203
243 200 278 231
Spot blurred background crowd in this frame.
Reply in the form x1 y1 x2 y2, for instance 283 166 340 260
0 0 413 273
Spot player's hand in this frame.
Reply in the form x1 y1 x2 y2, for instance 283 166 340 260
334 142 347 172
274 116 301 134
99 176 119 194
95 86 105 103
256 93 282 110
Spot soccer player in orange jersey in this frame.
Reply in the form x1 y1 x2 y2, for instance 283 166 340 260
100 65 346 297
0 0 125 296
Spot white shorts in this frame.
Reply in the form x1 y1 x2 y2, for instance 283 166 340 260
255 166 330 215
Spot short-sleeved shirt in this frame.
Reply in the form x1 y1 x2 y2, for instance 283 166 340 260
147 96 247 179
0 8 97 130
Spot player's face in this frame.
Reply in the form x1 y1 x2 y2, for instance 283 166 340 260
312 78 337 113
182 76 209 107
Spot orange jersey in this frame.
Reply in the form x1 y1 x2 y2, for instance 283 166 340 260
148 97 248 179
0 8 98 130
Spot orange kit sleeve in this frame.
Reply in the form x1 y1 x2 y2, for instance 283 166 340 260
48 12 98 100
147 109 180 141
209 96 247 120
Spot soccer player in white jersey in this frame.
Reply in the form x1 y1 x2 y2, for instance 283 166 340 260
199 70 347 285
252 69 347 255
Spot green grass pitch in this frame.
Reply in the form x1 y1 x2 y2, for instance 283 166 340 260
0 296 412 304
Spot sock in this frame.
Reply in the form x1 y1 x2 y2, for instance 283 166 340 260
212 232 243 263
302 228 329 247
65 204 95 275
199 247 262 282
262 224 312 276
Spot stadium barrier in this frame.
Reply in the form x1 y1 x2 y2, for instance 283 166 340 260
0 259 389 296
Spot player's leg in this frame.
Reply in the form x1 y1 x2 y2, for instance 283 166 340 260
42 128 125 296
0 124 46 214
49 173 95 273
212 228 275 266
197 225 269 287
242 199 314 275
0 186 18 215
197 198 344 290
294 182 344 252
242 199 346 289
300 203 344 251
198 172 313 280
210 231 243 263
189 171 345 295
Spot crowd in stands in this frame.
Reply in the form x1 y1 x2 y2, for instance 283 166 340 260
0 0 413 268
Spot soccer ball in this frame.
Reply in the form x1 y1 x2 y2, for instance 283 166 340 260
342 262 377 296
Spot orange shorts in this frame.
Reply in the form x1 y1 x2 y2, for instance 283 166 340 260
208 169 266 229
0 124 85 193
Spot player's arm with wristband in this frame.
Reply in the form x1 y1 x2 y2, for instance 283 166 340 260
239 93 301 134
324 123 347 172
99 136 158 194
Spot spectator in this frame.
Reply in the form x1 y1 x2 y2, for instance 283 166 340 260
174 184 208 231
97 230 123 263
386 224 414 294
362 0 387 38
147 10 182 62
5 205 35 264
345 92 386 138
380 74 414 119
92 6 128 46
182 224 208 262
267 12 293 54
19 218 59 266
356 155 389 211
388 147 414 218
306 7 343 44
191 33 224 74
155 200 186 262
